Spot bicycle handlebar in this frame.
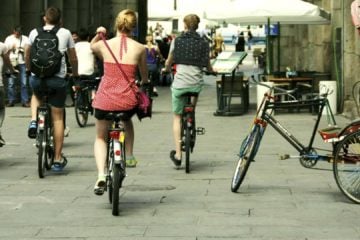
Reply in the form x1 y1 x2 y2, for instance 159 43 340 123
249 75 297 100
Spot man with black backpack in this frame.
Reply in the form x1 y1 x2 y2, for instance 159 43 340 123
25 6 78 171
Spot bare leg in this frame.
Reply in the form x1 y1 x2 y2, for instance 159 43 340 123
124 119 134 157
51 106 65 161
94 119 110 176
173 114 182 159
30 94 39 121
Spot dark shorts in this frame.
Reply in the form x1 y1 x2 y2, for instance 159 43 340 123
94 108 137 121
29 75 68 108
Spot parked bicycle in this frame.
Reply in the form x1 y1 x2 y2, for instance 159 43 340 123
99 111 130 216
35 81 55 178
73 75 100 127
231 79 360 204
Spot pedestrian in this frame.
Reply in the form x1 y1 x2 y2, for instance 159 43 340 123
235 32 245 52
74 28 96 100
247 27 253 50
163 13 215 167
90 9 149 195
144 34 163 96
25 6 79 171
4 26 30 107
213 32 225 57
0 41 18 147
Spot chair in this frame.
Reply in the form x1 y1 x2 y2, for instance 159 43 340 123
217 73 249 115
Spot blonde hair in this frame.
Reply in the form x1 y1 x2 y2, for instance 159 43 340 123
114 9 137 34
183 14 200 31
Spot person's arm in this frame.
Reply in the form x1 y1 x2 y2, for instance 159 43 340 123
138 48 149 85
164 40 174 72
90 27 106 60
67 47 78 77
2 49 17 73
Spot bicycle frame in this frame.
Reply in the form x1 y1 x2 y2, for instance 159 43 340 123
255 89 336 160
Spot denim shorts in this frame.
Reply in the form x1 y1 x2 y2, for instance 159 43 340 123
171 86 202 115
29 75 68 108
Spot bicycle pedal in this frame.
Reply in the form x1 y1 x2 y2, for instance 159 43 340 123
196 127 205 135
279 154 290 160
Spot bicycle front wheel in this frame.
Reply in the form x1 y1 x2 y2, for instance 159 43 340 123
37 130 46 178
333 131 360 203
231 124 261 192
74 91 89 127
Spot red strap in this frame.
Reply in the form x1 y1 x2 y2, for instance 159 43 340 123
99 32 131 85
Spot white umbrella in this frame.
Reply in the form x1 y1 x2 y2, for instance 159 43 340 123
204 0 330 25
204 0 331 74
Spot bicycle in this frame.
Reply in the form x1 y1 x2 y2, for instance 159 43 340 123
180 92 205 173
231 79 360 204
73 75 100 127
101 111 129 216
35 81 55 178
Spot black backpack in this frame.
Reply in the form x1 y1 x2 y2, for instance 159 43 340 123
30 26 63 78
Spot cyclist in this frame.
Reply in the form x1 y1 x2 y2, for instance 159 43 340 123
163 14 215 167
90 9 149 195
25 6 79 171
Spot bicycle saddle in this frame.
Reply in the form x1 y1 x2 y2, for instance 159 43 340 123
104 111 132 122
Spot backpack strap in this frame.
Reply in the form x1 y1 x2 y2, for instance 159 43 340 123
36 26 60 34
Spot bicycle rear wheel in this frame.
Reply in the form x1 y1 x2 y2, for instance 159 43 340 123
37 130 46 178
111 139 126 216
185 125 191 173
107 139 113 204
74 91 89 127
231 124 261 192
112 163 120 216
45 127 54 170
333 131 360 203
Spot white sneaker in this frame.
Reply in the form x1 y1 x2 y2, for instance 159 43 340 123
64 126 70 137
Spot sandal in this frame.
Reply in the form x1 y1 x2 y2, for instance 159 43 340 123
52 155 68 172
94 176 106 196
28 120 37 139
126 157 138 168
170 150 181 167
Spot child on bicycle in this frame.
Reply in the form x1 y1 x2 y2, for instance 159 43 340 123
163 14 215 167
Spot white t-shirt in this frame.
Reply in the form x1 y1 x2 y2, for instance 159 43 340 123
75 41 95 76
0 42 8 86
4 34 30 65
28 25 75 78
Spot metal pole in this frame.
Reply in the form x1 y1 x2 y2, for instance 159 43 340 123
266 17 272 74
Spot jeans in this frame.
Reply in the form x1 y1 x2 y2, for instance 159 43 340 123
7 64 29 104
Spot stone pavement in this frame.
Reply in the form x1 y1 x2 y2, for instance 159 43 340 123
0 52 359 239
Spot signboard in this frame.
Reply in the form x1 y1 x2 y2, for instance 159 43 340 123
211 52 247 74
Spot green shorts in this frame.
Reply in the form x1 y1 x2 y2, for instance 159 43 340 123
171 86 203 114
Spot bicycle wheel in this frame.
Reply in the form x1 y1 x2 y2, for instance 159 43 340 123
74 91 89 127
333 131 360 203
44 127 54 170
112 162 121 216
37 130 46 178
107 139 113 204
231 124 261 192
